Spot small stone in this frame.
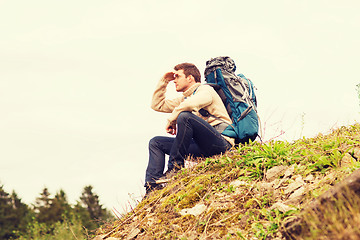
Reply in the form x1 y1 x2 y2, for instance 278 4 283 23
286 187 305 204
294 175 303 181
341 153 354 167
257 181 273 191
265 166 287 181
179 203 207 216
352 147 360 159
271 202 296 213
323 172 336 185
273 178 285 189
230 180 249 188
284 166 295 178
125 228 141 240
284 177 305 195
304 174 314 182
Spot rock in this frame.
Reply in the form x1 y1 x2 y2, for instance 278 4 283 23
93 235 106 240
284 176 305 195
352 147 360 159
258 178 284 191
265 166 287 182
257 181 273 191
304 174 314 182
230 179 249 188
179 203 207 216
271 202 296 213
125 228 141 240
284 166 295 178
108 238 121 240
273 178 286 189
286 187 305 204
322 172 336 185
340 153 354 167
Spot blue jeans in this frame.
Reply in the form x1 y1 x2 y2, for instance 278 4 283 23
145 111 232 184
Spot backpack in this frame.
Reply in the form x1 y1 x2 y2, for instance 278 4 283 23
203 56 259 144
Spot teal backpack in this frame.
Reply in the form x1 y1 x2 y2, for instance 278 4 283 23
203 56 259 144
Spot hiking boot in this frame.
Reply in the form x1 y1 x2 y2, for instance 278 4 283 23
155 168 180 184
143 182 163 199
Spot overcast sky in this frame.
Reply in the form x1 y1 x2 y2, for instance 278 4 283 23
0 0 359 211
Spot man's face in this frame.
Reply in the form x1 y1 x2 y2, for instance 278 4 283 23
173 70 191 92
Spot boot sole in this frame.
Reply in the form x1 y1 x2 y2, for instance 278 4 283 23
155 178 171 184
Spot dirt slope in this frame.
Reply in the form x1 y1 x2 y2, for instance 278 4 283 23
94 124 360 240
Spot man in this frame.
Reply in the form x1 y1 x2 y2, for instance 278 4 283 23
144 62 234 195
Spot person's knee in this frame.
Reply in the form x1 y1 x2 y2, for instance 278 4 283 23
149 136 161 149
177 111 193 123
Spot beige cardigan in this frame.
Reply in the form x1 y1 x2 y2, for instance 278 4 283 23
151 78 235 146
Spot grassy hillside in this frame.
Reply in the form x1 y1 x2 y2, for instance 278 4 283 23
94 123 360 240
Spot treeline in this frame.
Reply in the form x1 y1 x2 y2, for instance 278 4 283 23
0 184 114 239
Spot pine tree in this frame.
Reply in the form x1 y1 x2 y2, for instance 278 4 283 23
78 185 113 229
0 184 13 239
0 185 32 239
34 188 72 226
34 187 53 224
10 191 33 234
50 189 72 221
80 186 105 220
